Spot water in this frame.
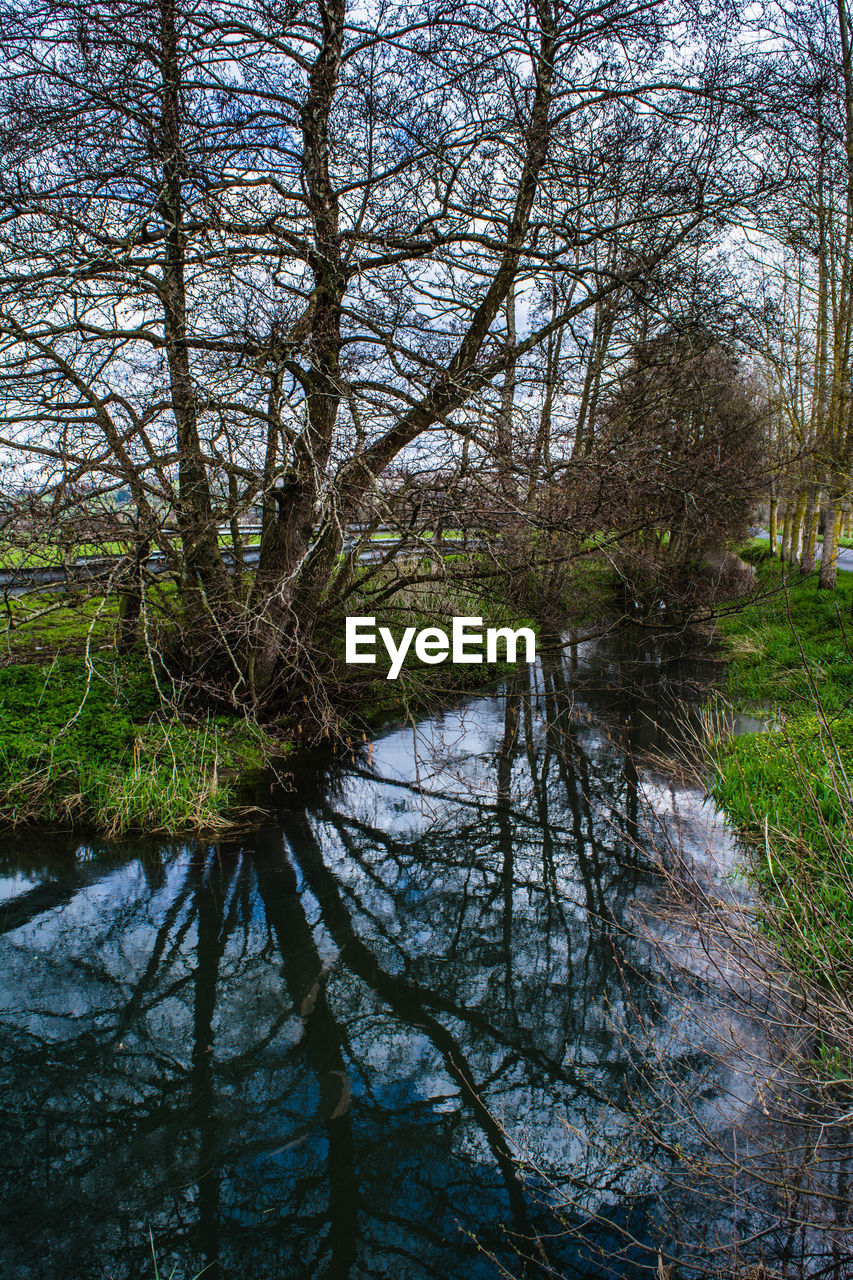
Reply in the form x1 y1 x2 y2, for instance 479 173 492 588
0 633 749 1279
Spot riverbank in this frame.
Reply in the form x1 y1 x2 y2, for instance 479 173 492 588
0 553 615 835
711 545 853 988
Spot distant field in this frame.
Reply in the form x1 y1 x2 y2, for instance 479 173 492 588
0 532 265 571
0 528 466 572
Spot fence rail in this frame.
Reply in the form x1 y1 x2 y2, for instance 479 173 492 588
0 526 482 591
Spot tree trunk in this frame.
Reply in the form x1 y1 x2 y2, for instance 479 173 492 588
801 485 821 574
574 295 614 454
818 0 853 592
528 291 563 503
249 0 346 697
819 491 843 589
788 487 807 565
118 538 151 654
496 285 518 502
158 0 228 611
780 499 792 563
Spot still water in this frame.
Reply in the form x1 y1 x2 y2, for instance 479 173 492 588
0 635 749 1279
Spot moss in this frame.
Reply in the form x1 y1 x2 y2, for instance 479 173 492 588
2 592 122 659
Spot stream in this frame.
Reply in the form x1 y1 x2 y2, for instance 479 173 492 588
0 632 761 1279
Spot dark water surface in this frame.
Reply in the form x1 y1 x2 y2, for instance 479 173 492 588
0 634 750 1279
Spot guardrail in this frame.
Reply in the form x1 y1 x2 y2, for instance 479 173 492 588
0 528 480 591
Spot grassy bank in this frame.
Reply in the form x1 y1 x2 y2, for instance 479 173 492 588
712 549 853 987
0 655 273 836
0 551 616 836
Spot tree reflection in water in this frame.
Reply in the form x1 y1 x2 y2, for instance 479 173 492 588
0 635 738 1279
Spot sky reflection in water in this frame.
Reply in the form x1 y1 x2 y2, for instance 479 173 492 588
0 634 745 1279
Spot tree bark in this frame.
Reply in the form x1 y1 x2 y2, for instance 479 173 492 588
250 0 346 696
780 498 792 563
819 491 843 588
157 0 228 609
788 486 807 565
801 485 821 574
496 285 518 501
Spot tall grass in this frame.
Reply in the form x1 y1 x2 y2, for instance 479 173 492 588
85 719 241 836
712 556 853 988
717 549 853 715
711 713 853 990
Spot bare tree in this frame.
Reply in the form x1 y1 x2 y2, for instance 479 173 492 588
0 0 759 713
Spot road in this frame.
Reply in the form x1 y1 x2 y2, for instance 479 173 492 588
0 529 466 591
756 529 853 573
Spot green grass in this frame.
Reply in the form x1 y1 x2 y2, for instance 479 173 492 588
712 715 853 987
717 552 853 716
711 556 853 987
0 655 275 834
2 591 122 659
817 532 853 549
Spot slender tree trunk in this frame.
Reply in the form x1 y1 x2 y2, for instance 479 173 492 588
801 485 821 574
780 499 792 563
819 0 853 591
574 296 614 454
788 487 808 565
819 491 843 588
496 285 518 502
118 536 152 654
528 296 562 504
